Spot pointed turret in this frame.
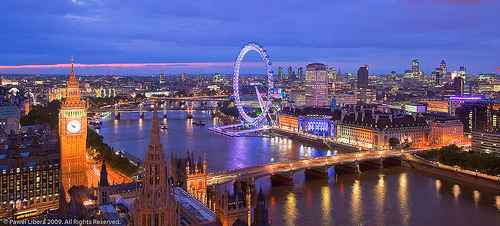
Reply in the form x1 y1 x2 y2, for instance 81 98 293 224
150 102 161 146
252 187 270 226
99 160 109 187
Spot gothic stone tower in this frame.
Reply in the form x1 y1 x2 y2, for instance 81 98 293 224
97 161 110 205
185 152 208 206
133 104 178 226
59 60 88 200
215 181 251 226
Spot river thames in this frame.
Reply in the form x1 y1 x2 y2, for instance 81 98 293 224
98 112 499 226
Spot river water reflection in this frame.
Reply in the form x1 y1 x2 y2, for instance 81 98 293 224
98 112 499 226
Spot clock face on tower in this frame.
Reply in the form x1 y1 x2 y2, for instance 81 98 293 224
67 120 81 134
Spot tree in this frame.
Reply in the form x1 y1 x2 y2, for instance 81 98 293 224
388 137 400 149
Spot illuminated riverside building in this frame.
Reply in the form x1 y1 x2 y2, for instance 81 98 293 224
299 115 335 137
472 131 500 154
277 114 300 132
277 108 337 137
305 63 330 108
0 126 59 219
429 118 464 146
336 106 429 150
449 96 494 132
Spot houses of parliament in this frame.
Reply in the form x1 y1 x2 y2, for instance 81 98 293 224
55 62 271 226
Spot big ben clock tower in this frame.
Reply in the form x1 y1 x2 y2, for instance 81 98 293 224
59 59 88 199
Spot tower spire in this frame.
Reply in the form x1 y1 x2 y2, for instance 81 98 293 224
67 56 79 89
99 160 109 187
150 100 160 146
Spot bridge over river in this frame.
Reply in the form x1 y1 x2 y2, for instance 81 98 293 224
207 150 420 186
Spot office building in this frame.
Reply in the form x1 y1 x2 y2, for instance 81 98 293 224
0 126 59 219
305 63 330 108
472 131 500 154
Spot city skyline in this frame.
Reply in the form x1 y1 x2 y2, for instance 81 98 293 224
1 0 500 74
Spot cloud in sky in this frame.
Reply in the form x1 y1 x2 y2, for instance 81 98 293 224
0 0 499 74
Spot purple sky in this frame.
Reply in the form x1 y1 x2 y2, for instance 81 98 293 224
1 0 499 75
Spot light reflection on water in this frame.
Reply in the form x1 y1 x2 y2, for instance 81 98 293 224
285 192 297 226
99 112 500 226
375 174 385 226
321 186 332 225
398 173 410 226
351 179 362 224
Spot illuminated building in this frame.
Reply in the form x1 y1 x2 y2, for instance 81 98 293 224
96 161 110 206
287 66 295 81
336 106 429 150
335 93 357 106
430 119 464 146
357 65 368 89
171 151 208 205
305 63 329 108
406 59 423 79
132 105 178 226
424 100 449 113
0 126 59 219
297 67 304 81
452 77 465 96
450 96 493 132
277 67 285 81
48 88 66 102
472 131 500 154
356 65 372 104
404 103 427 114
439 60 447 77
23 99 30 116
298 115 335 137
58 61 88 199
211 181 252 226
214 73 224 83
277 114 299 132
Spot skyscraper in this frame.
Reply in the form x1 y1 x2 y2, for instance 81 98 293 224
59 60 88 200
297 67 304 80
133 104 178 226
439 60 447 75
305 63 329 108
277 67 285 81
357 65 369 89
356 65 370 104
411 59 420 74
453 76 465 96
287 66 295 81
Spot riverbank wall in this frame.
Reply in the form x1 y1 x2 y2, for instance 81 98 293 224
405 155 500 193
